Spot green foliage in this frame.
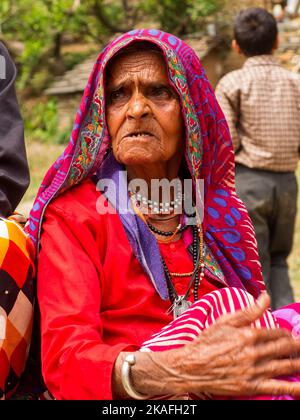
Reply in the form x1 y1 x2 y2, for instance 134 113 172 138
141 0 223 35
56 121 75 145
23 98 75 145
1 0 225 150
0 1 77 87
0 0 143 90
1 0 224 92
23 99 59 143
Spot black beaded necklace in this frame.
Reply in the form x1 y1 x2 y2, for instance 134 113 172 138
161 224 202 319
147 221 189 237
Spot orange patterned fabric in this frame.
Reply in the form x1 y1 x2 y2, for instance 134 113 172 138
0 219 35 399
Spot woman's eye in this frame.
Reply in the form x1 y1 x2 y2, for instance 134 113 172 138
109 89 126 103
151 87 172 98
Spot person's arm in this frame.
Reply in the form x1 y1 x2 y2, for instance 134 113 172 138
113 294 300 399
215 76 241 153
38 203 138 400
0 42 29 217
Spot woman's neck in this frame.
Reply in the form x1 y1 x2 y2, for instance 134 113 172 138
126 162 180 187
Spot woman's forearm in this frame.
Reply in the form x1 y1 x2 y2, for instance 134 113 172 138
112 294 300 400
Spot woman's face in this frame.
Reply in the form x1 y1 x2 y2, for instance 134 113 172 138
105 49 184 168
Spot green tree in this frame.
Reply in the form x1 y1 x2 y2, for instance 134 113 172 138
0 0 81 87
83 0 140 34
0 0 143 90
142 0 223 35
0 0 223 92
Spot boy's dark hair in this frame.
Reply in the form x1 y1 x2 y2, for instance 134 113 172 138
234 8 278 57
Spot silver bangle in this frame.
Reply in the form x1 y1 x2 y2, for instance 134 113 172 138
121 354 150 400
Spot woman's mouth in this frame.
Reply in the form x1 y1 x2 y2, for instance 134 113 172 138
122 131 155 140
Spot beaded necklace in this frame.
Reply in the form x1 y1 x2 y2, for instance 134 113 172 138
147 221 188 237
129 182 182 214
130 194 204 319
162 224 204 319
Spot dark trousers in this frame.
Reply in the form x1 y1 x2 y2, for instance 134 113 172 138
235 164 298 310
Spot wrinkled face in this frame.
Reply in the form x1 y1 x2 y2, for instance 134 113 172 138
105 49 184 167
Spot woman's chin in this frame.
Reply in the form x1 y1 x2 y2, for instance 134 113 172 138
115 150 161 167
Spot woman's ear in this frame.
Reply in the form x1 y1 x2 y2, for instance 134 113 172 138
232 39 242 55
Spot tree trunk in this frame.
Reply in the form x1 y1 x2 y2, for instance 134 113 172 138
53 32 65 76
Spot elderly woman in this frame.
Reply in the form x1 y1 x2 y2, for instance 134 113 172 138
29 30 300 400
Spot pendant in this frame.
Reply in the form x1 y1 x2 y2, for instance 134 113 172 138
173 296 192 319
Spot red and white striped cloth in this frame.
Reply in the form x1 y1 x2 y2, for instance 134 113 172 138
141 288 278 351
140 287 300 400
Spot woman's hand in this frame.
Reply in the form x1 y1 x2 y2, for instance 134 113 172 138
163 293 300 397
115 294 300 399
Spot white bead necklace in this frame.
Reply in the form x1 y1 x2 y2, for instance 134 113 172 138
129 181 183 214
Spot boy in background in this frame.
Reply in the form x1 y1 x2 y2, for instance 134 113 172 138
215 7 300 309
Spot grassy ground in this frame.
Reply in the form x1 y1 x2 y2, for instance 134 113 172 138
18 141 300 300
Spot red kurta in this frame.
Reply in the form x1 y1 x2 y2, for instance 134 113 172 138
38 179 219 400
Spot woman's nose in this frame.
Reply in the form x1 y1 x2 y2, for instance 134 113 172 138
126 92 150 120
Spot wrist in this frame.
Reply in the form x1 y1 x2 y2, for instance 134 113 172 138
121 354 151 400
132 349 186 397
114 348 188 399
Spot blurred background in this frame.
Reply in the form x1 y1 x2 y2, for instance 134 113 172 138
1 0 299 298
